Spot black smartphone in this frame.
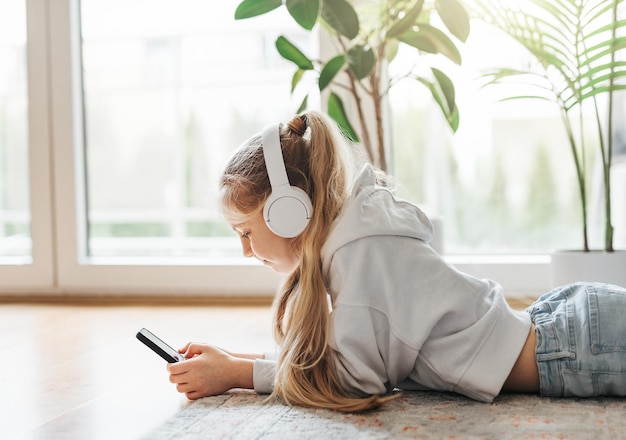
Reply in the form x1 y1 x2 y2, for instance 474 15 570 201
136 328 186 363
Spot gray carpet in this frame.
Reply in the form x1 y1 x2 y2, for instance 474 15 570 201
142 391 626 439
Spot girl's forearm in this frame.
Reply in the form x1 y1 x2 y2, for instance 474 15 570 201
231 357 255 389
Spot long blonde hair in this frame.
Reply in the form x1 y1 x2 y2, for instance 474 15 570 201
220 111 393 412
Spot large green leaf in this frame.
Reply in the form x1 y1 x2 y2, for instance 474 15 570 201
234 0 282 19
321 0 359 39
275 36 314 70
327 93 359 142
286 0 319 31
386 0 425 39
291 69 306 93
435 0 470 42
419 68 459 132
432 68 455 117
397 31 436 53
319 55 345 91
347 45 376 79
398 24 462 64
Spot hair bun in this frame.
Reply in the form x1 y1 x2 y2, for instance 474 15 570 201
287 114 308 137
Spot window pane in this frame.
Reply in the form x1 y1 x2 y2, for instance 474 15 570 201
0 1 30 259
390 21 583 254
80 0 310 257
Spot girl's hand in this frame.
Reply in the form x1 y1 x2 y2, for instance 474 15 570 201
166 343 254 400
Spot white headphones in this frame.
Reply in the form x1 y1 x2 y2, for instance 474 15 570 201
261 123 313 238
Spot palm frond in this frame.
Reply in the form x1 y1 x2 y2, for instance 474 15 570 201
470 0 625 110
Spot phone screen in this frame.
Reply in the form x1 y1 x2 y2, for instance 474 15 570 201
136 328 185 363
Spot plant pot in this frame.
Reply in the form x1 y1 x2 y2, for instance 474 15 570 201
550 250 626 288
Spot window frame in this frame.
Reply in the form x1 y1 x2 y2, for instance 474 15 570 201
0 0 55 293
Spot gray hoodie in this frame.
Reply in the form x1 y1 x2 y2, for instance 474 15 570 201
253 164 531 402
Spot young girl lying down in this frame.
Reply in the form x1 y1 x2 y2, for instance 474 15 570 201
167 111 626 412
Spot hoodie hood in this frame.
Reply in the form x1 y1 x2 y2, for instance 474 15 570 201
321 164 433 272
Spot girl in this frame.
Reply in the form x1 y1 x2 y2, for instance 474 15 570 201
167 111 626 412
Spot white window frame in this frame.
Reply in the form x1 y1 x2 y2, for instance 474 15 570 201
0 0 552 299
0 0 55 293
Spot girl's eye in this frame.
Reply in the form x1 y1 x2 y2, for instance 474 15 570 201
240 231 250 239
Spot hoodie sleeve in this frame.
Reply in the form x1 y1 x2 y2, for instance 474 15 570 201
253 358 276 394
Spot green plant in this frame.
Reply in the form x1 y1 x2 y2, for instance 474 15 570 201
468 0 626 252
234 0 470 171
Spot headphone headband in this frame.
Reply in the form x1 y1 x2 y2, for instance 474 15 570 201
262 123 290 191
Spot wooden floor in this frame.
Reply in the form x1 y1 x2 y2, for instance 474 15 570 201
1 296 534 440
0 300 274 440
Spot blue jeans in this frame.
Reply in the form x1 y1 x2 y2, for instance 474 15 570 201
527 282 626 397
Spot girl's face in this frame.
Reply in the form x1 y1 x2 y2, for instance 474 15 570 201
230 210 300 274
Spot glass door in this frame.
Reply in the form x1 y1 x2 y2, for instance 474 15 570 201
50 0 306 295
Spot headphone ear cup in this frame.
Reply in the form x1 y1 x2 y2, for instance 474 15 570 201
263 186 313 238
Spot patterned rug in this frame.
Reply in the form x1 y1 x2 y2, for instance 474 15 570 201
142 391 626 439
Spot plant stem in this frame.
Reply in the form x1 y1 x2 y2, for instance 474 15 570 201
561 104 589 252
370 45 387 172
604 2 618 252
346 69 376 166
335 36 376 166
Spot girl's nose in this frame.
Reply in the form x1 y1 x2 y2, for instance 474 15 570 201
240 237 254 258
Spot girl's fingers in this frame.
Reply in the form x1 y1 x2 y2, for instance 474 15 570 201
183 342 207 358
175 383 192 393
185 391 201 400
167 357 193 375
169 371 185 383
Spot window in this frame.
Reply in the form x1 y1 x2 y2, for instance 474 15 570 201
79 0 311 259
10 0 610 296
39 0 304 294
